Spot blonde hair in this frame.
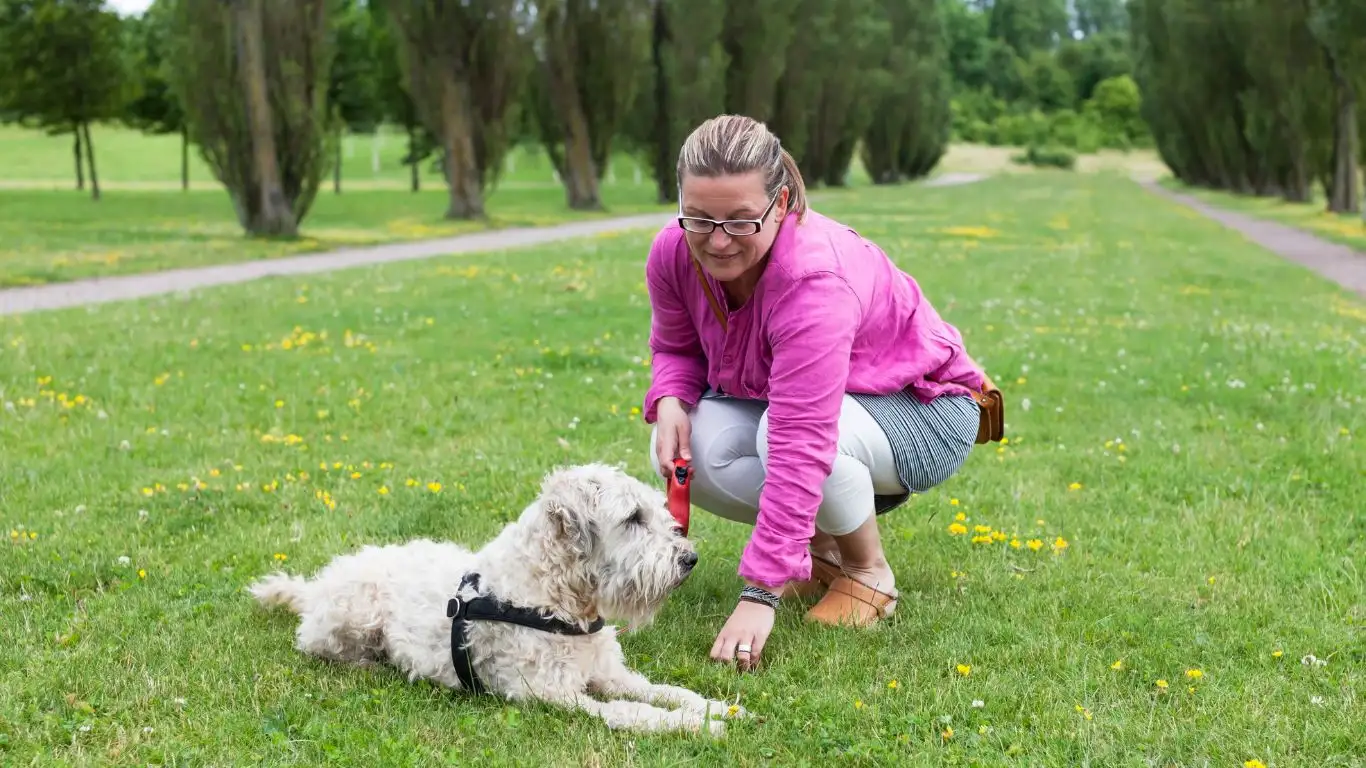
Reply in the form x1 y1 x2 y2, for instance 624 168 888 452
676 114 808 220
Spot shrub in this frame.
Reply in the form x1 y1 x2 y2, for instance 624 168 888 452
1011 145 1077 170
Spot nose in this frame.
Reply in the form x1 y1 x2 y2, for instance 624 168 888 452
708 228 732 249
678 550 699 572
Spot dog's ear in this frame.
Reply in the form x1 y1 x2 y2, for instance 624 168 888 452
540 473 599 556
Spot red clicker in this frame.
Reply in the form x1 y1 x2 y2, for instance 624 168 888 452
667 458 693 536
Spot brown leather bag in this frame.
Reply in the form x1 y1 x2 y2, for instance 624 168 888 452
690 258 1005 444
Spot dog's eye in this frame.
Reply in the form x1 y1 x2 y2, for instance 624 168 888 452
627 509 646 526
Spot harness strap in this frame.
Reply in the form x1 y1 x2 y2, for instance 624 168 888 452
448 572 606 694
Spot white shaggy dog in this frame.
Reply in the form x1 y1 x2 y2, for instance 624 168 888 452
248 462 746 735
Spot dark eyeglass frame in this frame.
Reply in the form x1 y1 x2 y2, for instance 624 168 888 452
676 188 782 237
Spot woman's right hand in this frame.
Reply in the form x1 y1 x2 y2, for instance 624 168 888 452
653 396 693 478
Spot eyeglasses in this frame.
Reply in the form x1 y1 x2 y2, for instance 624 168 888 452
677 189 781 237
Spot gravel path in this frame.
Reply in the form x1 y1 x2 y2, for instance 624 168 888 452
0 174 991 317
1140 179 1366 299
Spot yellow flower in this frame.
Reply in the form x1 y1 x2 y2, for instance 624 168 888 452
1052 536 1069 553
887 679 899 689
1185 668 1203 680
1244 760 1267 768
138 569 147 579
1111 660 1124 670
1068 482 1082 491
1272 650 1283 658
378 486 390 495
273 553 288 561
954 511 966 522
427 482 442 493
973 525 992 534
1155 679 1168 690
955 664 971 677
1009 538 1022 549
853 699 864 710
949 498 959 506
941 726 954 740
947 522 968 536
726 704 740 716
350 471 362 479
275 400 285 408
1026 539 1043 551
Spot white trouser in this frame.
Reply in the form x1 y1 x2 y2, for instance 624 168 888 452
648 394 906 537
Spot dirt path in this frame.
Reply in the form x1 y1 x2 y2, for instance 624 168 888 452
1140 180 1366 299
0 174 988 317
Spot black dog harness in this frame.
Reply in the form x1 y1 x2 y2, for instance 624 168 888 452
447 572 606 694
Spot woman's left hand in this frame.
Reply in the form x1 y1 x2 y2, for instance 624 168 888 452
710 592 776 672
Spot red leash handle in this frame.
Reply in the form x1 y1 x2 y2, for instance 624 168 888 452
667 458 692 536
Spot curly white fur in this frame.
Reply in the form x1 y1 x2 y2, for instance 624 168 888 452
248 462 747 735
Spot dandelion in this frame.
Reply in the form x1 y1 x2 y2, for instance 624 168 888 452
427 482 443 493
1068 482 1082 491
1271 649 1283 658
1052 536 1069 554
1074 704 1093 721
273 553 288 562
1111 660 1124 671
949 498 959 506
1244 761 1267 768
947 522 968 536
854 700 864 710
1185 668 1203 680
1155 679 1168 691
1026 539 1043 551
954 511 966 522
955 664 971 677
941 726 954 741
887 679 899 689
138 569 147 579
378 486 390 495
727 704 740 716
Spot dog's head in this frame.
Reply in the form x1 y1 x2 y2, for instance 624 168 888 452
531 462 698 629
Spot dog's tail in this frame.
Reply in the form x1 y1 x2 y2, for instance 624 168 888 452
248 572 310 613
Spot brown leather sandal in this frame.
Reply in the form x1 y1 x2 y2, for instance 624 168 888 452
804 575 898 627
780 554 845 599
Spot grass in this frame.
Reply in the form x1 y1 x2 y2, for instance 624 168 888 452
2 171 1364 767
1159 178 1366 253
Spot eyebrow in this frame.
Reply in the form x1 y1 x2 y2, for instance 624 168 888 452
682 205 759 219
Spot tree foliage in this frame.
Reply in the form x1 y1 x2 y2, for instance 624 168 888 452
380 0 528 220
0 0 132 199
165 0 337 236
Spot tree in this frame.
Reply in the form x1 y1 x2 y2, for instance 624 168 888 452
721 1 795 122
381 0 528 220
367 0 432 192
327 0 383 194
0 0 132 200
622 0 729 204
528 0 651 211
862 0 953 184
166 0 337 237
123 0 189 190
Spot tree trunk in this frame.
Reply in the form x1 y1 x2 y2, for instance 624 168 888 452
180 124 189 191
1325 54 1359 213
82 122 100 201
438 74 484 219
234 0 295 236
73 128 85 191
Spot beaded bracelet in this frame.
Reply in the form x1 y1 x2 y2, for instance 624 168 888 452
739 585 780 611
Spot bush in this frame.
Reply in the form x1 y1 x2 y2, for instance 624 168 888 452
1011 145 1077 170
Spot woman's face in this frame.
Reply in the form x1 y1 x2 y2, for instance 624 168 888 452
678 171 788 283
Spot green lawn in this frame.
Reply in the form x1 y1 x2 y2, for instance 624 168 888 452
1159 177 1366 253
2 173 1362 766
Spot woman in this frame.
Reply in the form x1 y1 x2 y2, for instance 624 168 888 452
641 114 997 672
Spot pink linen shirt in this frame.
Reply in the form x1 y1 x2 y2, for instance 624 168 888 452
641 208 985 589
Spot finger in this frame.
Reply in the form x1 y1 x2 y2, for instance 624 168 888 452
746 633 767 671
710 630 732 662
735 634 758 672
676 419 692 462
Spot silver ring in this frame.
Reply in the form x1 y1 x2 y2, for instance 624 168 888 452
736 644 752 654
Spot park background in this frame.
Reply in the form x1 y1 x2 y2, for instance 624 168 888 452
1 1 1362 766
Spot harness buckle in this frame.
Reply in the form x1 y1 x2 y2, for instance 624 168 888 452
446 597 463 619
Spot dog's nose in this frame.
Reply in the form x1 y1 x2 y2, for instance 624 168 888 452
678 551 699 571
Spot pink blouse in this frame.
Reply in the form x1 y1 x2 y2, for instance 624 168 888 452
641 208 985 588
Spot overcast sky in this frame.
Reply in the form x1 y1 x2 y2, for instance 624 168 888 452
108 0 152 15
